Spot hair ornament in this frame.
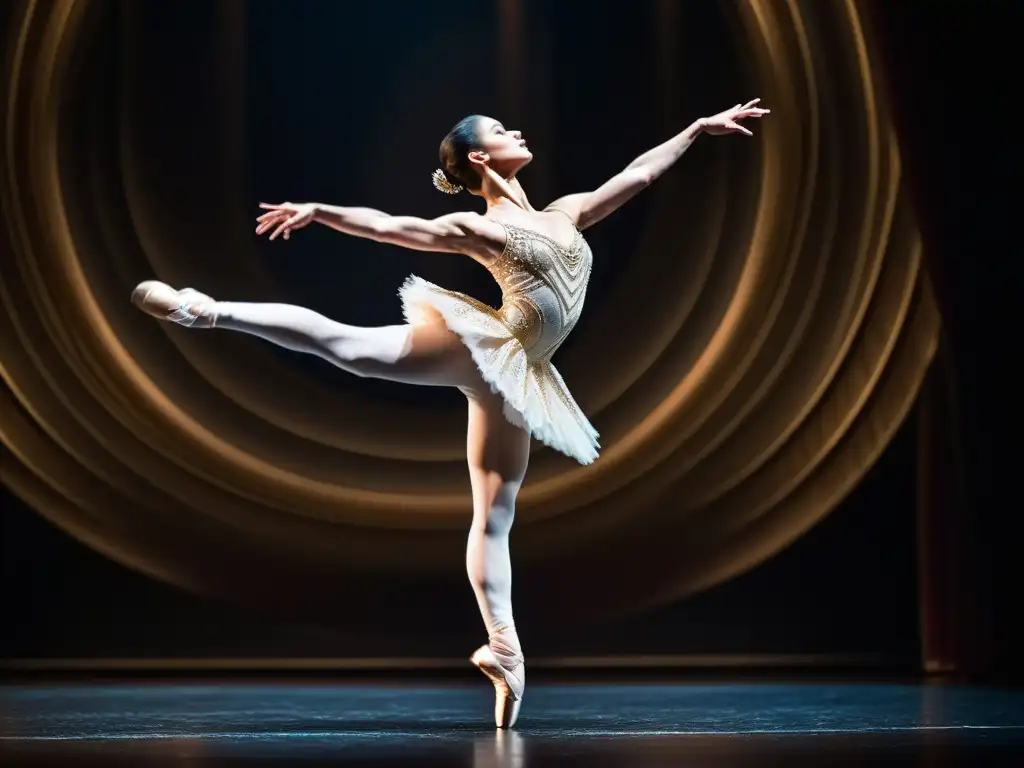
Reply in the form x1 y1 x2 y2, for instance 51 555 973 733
432 168 463 195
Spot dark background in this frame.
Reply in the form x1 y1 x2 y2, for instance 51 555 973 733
0 414 918 661
1 0 1016 681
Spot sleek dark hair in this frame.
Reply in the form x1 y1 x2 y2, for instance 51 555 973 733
438 115 484 191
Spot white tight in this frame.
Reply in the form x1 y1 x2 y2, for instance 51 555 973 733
213 300 529 659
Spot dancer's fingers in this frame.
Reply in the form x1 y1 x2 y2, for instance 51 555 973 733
269 221 290 240
256 212 287 234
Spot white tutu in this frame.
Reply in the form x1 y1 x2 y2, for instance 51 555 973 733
399 274 599 465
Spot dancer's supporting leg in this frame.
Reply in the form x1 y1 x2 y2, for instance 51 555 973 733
464 386 530 728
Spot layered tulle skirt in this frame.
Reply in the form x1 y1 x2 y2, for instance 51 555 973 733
399 275 599 465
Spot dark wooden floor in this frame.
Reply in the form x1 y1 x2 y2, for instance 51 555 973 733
2 678 1022 765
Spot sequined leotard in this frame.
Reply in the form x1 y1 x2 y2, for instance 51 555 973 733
399 212 599 464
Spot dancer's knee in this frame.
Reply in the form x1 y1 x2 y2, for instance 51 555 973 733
472 506 515 538
321 325 414 377
486 509 515 538
472 481 518 535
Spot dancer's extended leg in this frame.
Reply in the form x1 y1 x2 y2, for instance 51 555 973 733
464 387 531 728
131 281 479 387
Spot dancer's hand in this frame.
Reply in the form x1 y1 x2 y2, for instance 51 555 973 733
256 202 318 241
699 99 770 137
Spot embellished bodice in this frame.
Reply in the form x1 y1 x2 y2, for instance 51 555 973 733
488 222 593 362
397 217 600 463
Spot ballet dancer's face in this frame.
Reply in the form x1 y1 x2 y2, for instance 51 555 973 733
469 117 533 179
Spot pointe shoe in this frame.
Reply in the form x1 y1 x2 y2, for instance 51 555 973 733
471 644 526 728
131 281 218 328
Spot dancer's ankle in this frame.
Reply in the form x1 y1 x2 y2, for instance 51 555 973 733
488 624 523 667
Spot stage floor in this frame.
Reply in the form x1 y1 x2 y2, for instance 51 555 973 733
1 679 1022 765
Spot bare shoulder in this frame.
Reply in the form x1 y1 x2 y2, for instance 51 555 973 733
443 211 507 263
544 194 588 225
444 210 503 238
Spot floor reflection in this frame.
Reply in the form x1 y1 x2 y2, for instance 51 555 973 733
474 729 524 768
1 680 1021 766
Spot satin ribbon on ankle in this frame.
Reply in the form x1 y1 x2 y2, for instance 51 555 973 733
488 626 523 670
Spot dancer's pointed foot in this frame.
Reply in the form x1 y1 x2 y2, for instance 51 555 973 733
470 640 525 728
131 281 218 328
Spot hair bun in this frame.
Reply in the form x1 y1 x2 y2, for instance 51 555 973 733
431 168 463 195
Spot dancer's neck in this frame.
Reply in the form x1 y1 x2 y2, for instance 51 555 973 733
481 172 534 213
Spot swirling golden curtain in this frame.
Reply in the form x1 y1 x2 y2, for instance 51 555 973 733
1 0 937 632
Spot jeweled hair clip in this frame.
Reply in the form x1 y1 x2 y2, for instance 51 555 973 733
432 168 463 195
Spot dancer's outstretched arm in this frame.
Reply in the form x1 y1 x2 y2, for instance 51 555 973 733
256 202 504 261
546 98 770 230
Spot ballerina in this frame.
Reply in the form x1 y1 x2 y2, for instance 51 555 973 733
131 98 769 727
